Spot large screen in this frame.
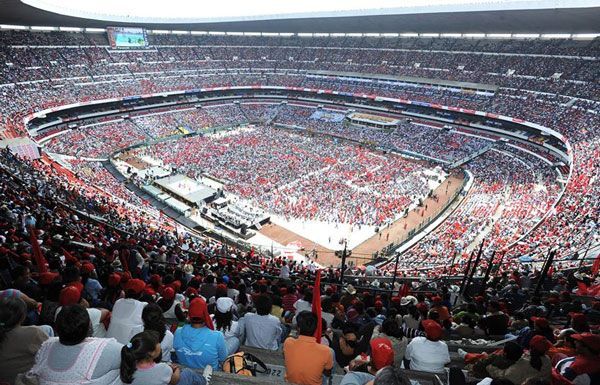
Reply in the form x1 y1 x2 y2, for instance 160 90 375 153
107 27 147 48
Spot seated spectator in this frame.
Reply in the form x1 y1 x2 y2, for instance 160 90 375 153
156 287 185 323
468 341 524 379
213 297 242 356
0 297 49 385
142 303 174 362
342 337 395 385
120 330 209 385
29 305 122 384
284 311 333 385
174 298 227 370
487 335 552 384
452 314 477 338
372 319 407 367
329 323 362 369
481 301 509 336
239 295 282 351
107 279 148 344
405 319 450 373
554 333 600 385
57 285 109 338
340 365 410 385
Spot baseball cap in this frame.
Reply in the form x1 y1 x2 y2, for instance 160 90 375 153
529 335 552 353
572 333 600 353
59 285 81 306
370 338 394 370
125 279 146 295
422 319 444 341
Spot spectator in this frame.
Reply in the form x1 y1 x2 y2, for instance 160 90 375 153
284 311 333 385
29 305 122 384
57 285 109 338
213 297 242 355
481 301 510 336
239 294 282 351
487 335 552 384
0 297 49 385
340 365 410 385
555 333 600 385
142 303 174 362
372 319 407 367
405 320 450 373
120 330 208 385
174 298 227 370
330 323 362 369
107 278 148 344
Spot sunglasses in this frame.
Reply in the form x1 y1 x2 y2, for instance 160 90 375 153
344 337 358 348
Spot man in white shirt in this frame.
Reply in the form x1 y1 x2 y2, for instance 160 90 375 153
239 295 282 351
279 263 290 279
405 320 450 373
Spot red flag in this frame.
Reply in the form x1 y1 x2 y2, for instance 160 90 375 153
311 270 322 343
29 227 48 273
592 255 600 276
61 248 80 267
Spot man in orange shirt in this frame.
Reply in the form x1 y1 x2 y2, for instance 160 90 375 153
284 311 334 385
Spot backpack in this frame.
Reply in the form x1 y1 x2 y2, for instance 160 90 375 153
221 352 268 377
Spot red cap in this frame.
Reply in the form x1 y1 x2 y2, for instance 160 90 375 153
144 286 156 296
39 272 59 285
81 263 95 274
150 274 162 285
162 287 175 301
185 287 198 297
108 273 121 288
375 301 383 309
572 333 600 352
170 280 182 292
188 298 214 329
422 319 444 341
531 317 549 329
125 279 146 294
59 285 81 306
431 296 442 303
391 296 401 304
529 335 552 353
569 312 587 325
370 338 394 370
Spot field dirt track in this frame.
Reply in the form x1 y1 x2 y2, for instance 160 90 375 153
259 172 465 267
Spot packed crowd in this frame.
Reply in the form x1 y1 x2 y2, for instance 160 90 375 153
130 125 434 226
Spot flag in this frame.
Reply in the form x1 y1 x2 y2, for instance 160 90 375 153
29 227 48 273
61 248 80 267
311 270 322 343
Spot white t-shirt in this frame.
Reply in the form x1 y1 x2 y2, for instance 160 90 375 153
405 336 450 373
55 307 106 337
161 330 174 362
106 298 147 344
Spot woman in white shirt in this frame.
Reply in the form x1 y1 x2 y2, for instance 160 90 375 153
213 297 242 355
142 303 174 362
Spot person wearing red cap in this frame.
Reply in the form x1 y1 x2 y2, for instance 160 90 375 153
157 287 185 322
57 285 110 338
174 298 227 370
555 333 600 385
405 319 450 373
487 335 552 384
106 279 148 344
81 263 103 306
429 295 450 323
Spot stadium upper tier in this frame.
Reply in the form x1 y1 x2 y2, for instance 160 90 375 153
0 29 598 275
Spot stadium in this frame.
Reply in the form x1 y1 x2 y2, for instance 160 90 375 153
0 1 598 385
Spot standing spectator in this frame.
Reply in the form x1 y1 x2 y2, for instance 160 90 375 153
239 295 282 351
405 320 450 373
120 330 208 385
107 279 148 344
174 298 227 370
0 297 49 385
284 311 333 385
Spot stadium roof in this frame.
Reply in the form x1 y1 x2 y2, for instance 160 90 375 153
0 0 599 34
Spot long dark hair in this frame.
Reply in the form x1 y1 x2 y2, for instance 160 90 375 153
215 309 233 332
0 297 27 344
142 303 167 342
237 284 248 306
120 330 160 384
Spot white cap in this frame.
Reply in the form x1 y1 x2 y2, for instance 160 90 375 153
216 297 235 313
